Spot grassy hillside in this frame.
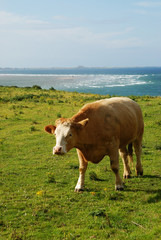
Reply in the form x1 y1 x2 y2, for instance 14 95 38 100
0 86 161 240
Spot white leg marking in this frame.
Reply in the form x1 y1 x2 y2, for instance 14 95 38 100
75 173 85 192
115 184 124 191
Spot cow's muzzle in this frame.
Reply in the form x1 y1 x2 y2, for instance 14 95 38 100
53 146 65 155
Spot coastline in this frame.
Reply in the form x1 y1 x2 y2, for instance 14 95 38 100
0 67 160 96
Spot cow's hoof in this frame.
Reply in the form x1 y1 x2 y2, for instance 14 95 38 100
115 184 124 191
74 188 84 193
136 170 143 176
123 174 131 179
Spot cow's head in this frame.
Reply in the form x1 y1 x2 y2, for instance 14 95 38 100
45 118 89 155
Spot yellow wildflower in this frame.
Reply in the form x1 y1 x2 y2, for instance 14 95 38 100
36 190 44 196
90 192 96 196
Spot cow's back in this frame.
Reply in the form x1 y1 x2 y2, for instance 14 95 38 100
101 97 144 145
72 97 144 146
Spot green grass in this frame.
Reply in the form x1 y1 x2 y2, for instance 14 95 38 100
0 86 161 240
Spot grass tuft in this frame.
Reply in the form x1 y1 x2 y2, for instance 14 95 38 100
30 126 36 131
47 173 56 183
89 171 99 181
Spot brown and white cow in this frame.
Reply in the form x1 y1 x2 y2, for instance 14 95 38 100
45 97 144 191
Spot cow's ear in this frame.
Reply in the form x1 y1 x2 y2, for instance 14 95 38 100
79 118 89 128
45 125 56 134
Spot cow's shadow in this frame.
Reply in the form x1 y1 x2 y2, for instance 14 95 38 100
142 174 161 179
124 174 161 203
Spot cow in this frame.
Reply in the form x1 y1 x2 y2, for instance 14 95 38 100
45 97 144 192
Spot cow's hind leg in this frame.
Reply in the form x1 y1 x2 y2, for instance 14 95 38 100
134 138 143 176
119 146 131 179
75 149 88 192
110 150 124 191
128 143 133 169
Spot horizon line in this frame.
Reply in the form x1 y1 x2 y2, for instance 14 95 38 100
0 66 161 70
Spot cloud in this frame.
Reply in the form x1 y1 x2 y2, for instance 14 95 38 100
0 11 21 25
0 10 142 50
70 27 144 49
0 10 147 67
0 11 48 28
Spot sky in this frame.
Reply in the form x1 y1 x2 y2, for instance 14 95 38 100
0 0 161 68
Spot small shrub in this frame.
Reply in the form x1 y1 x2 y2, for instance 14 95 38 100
32 85 42 90
57 113 61 118
129 96 137 101
47 173 56 183
155 144 161 150
58 100 63 103
33 96 39 102
19 111 24 114
89 209 106 217
0 220 5 227
12 94 35 101
156 120 161 126
24 86 31 89
47 99 54 105
30 126 36 132
32 120 38 125
10 105 16 110
49 87 55 91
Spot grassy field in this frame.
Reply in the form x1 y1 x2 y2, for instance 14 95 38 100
0 86 161 240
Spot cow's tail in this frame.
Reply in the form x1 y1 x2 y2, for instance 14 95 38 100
128 143 133 169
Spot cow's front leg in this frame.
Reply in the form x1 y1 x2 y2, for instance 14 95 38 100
109 150 124 191
75 149 88 192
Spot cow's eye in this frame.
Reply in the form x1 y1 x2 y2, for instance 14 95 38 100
69 133 72 137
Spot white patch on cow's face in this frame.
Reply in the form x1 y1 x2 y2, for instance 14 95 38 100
53 123 73 155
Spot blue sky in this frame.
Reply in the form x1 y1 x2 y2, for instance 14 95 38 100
0 0 161 67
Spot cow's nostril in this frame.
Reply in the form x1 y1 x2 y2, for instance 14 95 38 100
53 146 64 155
57 147 62 152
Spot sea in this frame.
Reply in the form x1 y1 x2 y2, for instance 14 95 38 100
0 67 161 96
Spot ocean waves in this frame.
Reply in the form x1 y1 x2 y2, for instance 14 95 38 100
0 71 160 96
62 74 151 89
